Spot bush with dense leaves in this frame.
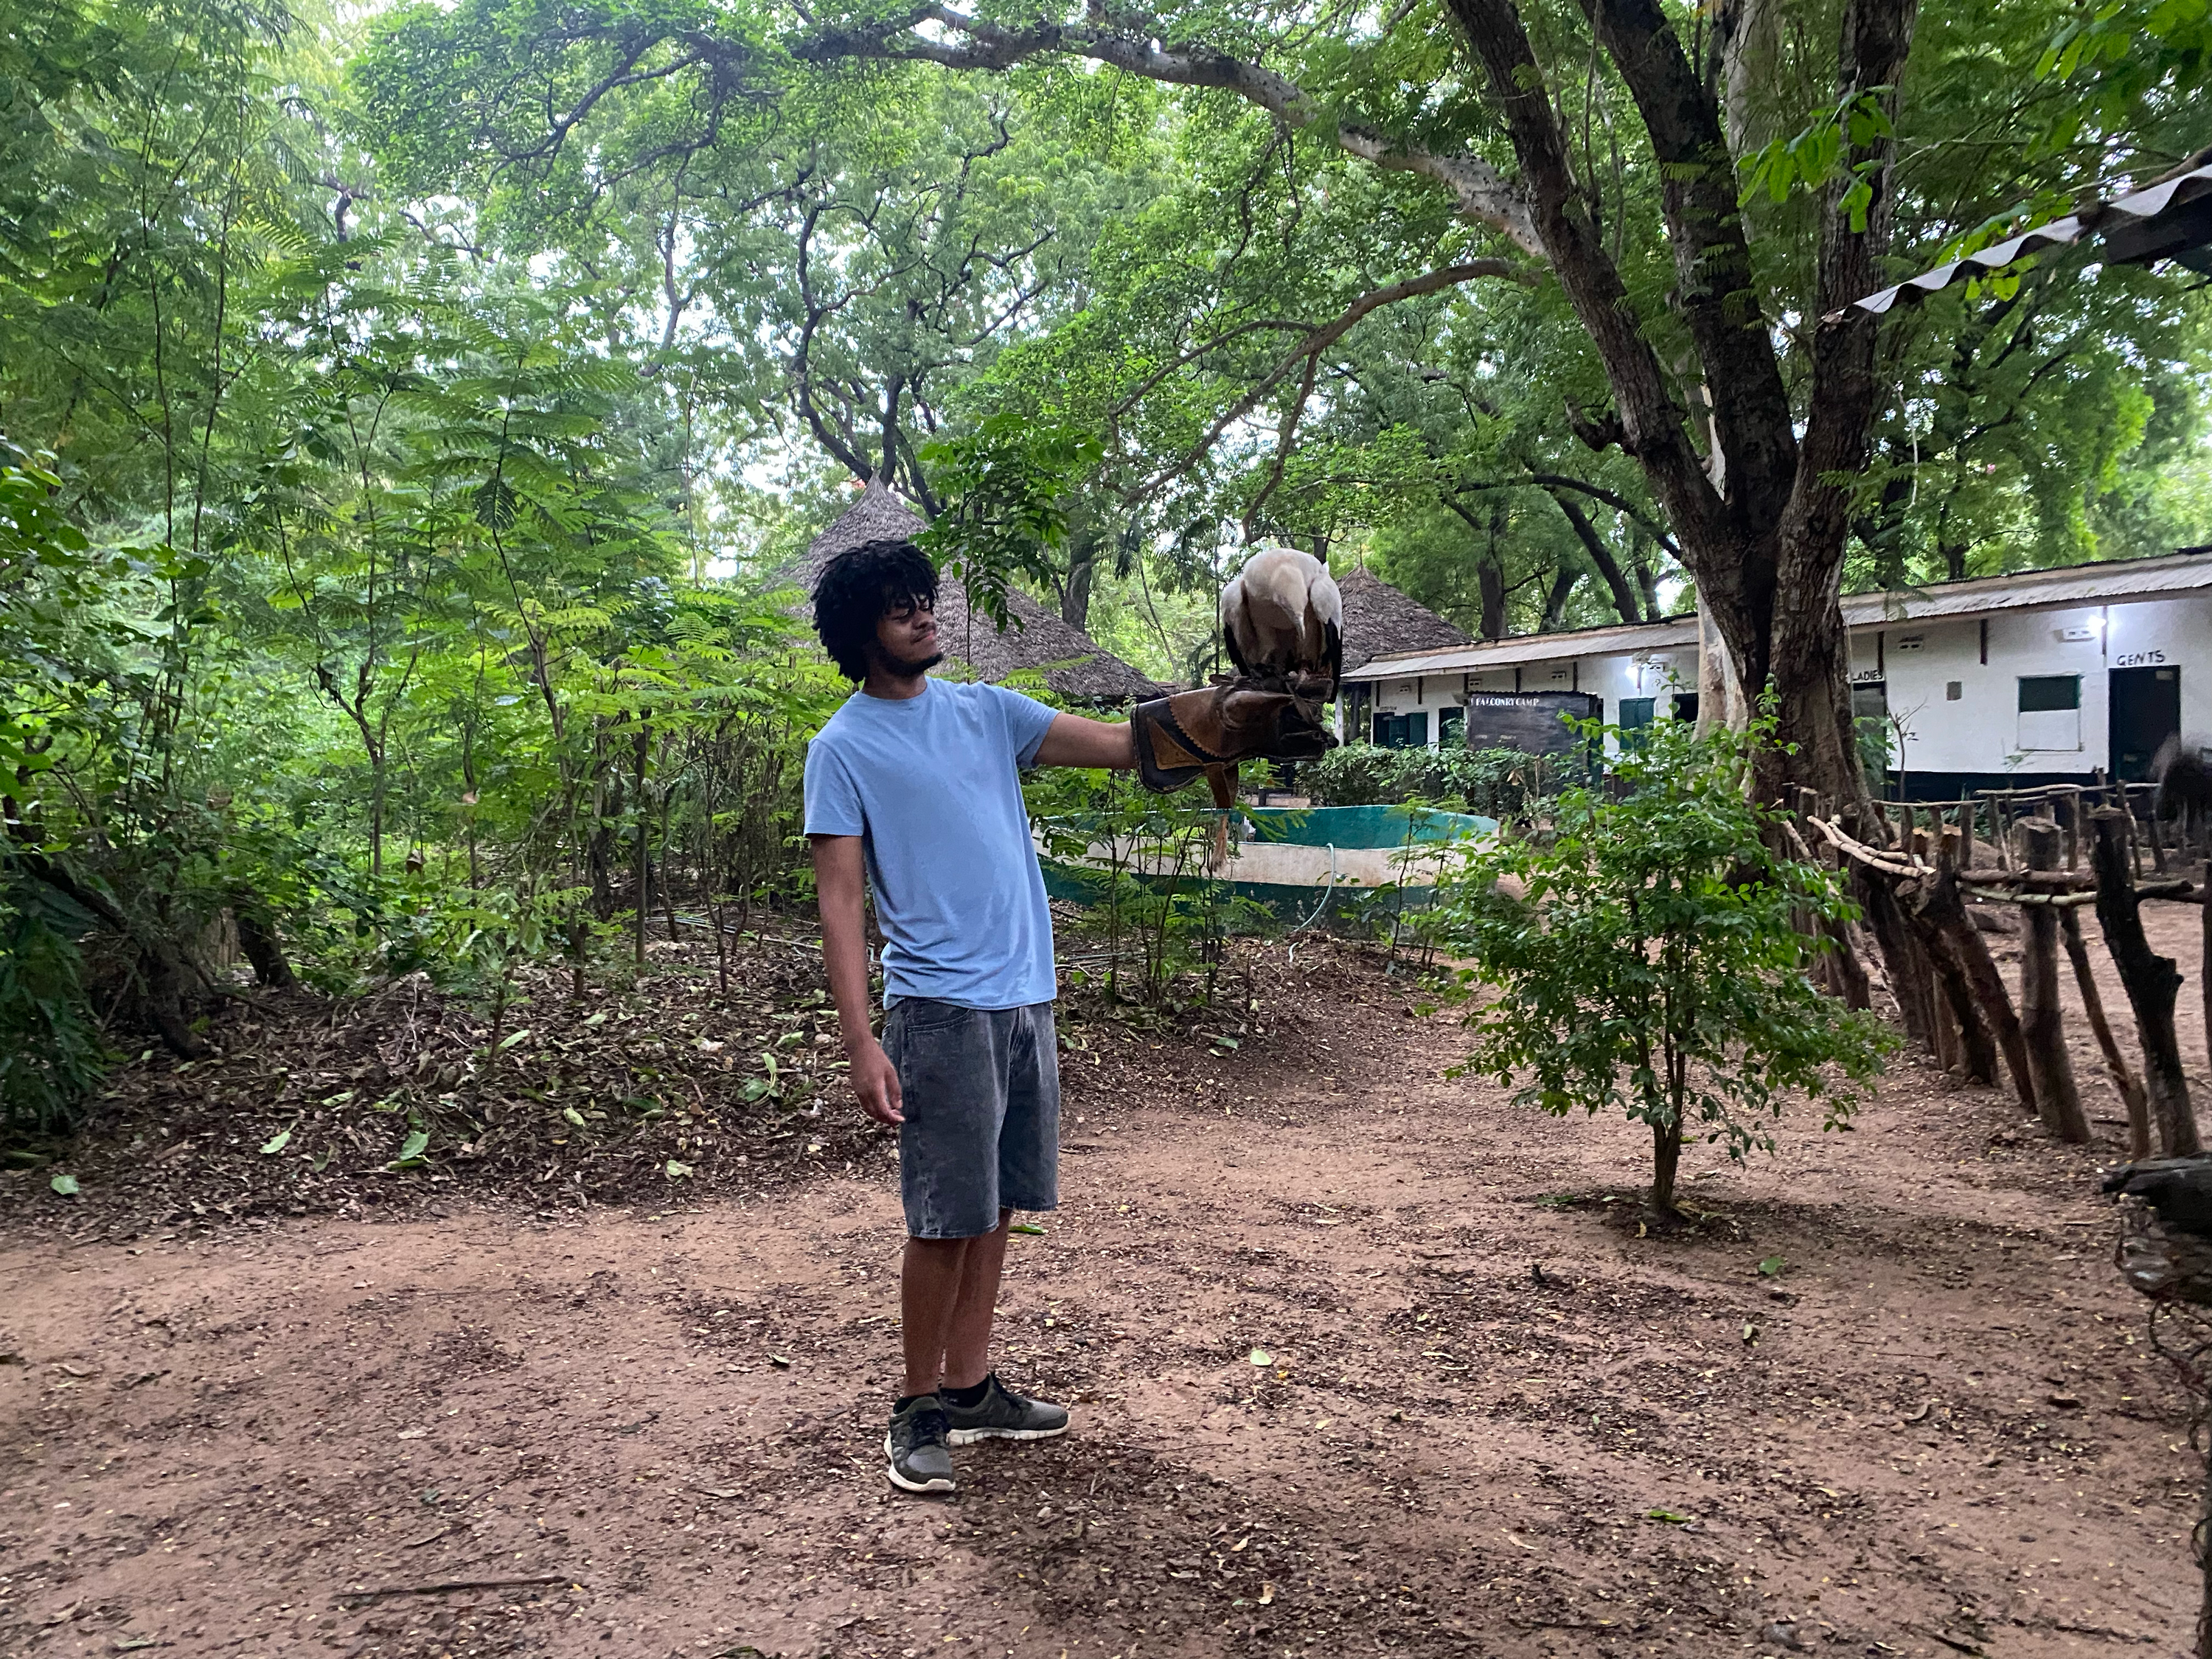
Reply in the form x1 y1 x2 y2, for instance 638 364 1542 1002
1432 714 1894 1217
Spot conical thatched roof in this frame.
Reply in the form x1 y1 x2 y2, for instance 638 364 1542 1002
1336 565 1471 673
799 484 1161 704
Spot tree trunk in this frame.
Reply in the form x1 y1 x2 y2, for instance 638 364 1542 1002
1910 860 2038 1114
633 712 653 968
1820 913 1873 1009
1447 0 1917 815
1649 1107 1683 1216
1477 502 1507 639
2018 822 2088 1143
136 942 207 1060
20 849 207 1059
2090 810 2201 1156
1760 580 1868 810
1058 536 1099 630
231 894 296 990
1913 903 1997 1084
1857 861 1933 1048
1630 532 1661 624
1540 561 1578 632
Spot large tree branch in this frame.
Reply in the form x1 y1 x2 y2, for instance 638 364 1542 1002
794 5 1545 256
1522 472 1680 557
1582 0 1798 519
1131 259 1536 502
1782 0 1918 568
1542 485 1646 622
1444 0 1731 578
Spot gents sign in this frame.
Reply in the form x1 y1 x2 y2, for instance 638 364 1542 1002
1461 692 1601 755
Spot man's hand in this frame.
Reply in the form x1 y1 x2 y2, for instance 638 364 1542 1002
1130 683 1335 793
847 1034 905 1126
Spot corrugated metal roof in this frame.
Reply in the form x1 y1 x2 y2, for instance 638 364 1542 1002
1343 551 2212 680
1840 549 2212 624
1343 616 1699 680
1848 150 2212 318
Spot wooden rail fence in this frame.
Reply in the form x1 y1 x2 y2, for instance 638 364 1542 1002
1791 786 2205 1161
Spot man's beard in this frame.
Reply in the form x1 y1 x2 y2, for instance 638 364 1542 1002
879 646 943 678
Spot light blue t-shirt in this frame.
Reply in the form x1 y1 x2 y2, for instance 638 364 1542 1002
802 678 1060 1009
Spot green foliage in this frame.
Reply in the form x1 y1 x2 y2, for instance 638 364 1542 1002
1304 743 1576 821
4 0 2211 1144
0 876 112 1135
1433 716 1896 1216
1026 766 1262 1006
1736 88 1897 231
917 415 1104 630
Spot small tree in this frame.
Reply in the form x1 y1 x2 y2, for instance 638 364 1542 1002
1439 713 1894 1217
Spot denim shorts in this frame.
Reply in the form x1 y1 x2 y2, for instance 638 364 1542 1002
881 998 1060 1239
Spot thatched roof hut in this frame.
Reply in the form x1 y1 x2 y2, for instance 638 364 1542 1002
1335 566 1471 673
800 484 1161 704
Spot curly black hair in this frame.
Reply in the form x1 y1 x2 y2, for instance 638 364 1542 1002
812 537 938 681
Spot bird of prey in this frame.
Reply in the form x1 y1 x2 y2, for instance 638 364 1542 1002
1220 546 1343 695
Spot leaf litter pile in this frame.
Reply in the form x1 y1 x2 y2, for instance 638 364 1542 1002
0 928 1326 1237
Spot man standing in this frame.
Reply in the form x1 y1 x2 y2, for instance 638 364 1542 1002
804 535 1326 1494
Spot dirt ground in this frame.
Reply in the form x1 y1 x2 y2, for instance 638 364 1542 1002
3 911 2209 1659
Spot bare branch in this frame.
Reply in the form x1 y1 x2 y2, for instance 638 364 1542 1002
1130 258 1537 503
794 5 1545 255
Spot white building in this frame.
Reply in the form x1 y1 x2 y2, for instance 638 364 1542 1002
1340 550 2212 794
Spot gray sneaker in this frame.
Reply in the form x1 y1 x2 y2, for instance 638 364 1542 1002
942 1374 1070 1445
886 1396 956 1494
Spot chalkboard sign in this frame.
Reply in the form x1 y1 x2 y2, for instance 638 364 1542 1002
1459 691 1601 756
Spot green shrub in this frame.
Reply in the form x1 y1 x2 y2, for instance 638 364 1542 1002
1432 713 1894 1217
1026 765 1267 1006
1304 742 1580 819
0 875 113 1137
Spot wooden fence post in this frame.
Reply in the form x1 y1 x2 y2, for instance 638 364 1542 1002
2059 907 2151 1159
1917 830 2039 1113
2143 785 2169 874
1797 793 1873 1012
2018 821 2089 1142
1901 832 1994 1084
1857 863 1933 1049
2090 808 2202 1157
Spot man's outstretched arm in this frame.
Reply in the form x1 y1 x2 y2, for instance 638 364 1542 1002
810 833 904 1127
1032 712 1138 770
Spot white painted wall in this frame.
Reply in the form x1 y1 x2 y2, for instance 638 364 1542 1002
1366 652 1697 754
1356 591 2211 775
1847 594 2212 778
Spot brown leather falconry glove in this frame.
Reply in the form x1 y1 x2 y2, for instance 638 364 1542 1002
1131 683 1336 794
